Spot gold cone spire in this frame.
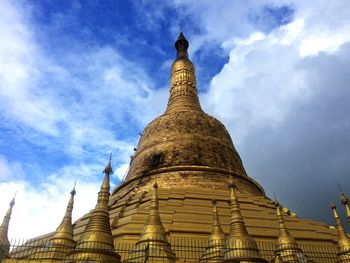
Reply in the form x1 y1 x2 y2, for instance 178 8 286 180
166 32 202 113
223 181 265 262
66 154 120 262
30 184 76 260
273 203 306 262
140 182 168 242
331 203 350 262
200 200 226 262
339 188 350 226
127 182 176 262
52 183 76 243
0 195 15 259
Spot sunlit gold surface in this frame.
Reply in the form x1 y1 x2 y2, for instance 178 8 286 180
331 204 350 262
123 32 263 196
0 197 15 259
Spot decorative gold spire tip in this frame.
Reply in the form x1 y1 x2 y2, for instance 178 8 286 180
153 181 158 189
10 192 16 207
103 152 113 175
228 178 236 189
175 32 189 58
70 181 76 196
341 193 349 204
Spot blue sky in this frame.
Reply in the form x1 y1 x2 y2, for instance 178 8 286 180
1 0 350 239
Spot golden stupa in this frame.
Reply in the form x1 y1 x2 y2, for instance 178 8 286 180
1 32 350 263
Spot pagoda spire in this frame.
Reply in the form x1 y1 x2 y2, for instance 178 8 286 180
66 154 120 262
127 182 176 262
338 184 350 225
273 202 306 262
223 181 265 262
51 182 76 242
331 203 350 262
0 194 15 259
200 200 226 262
30 184 76 260
139 182 168 242
166 31 202 113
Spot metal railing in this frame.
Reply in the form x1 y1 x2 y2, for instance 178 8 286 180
0 238 338 263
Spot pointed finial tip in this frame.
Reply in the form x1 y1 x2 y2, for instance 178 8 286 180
9 191 17 205
228 177 236 189
337 181 342 192
10 199 15 207
175 31 189 57
331 203 336 209
153 181 158 189
103 153 113 175
273 201 281 208
179 22 183 33
70 181 77 195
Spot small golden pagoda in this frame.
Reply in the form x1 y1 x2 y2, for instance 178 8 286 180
127 182 176 263
66 155 121 262
223 181 265 262
2 32 350 263
0 196 15 259
200 200 226 262
330 204 350 263
339 191 350 226
29 184 76 260
273 202 307 262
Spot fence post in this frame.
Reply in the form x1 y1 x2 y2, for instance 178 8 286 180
144 242 149 263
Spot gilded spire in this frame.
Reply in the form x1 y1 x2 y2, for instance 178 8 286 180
140 182 167 242
175 32 189 59
200 200 226 262
331 203 350 262
0 195 15 259
339 184 350 225
166 31 202 113
274 203 306 262
223 181 265 262
66 154 120 262
30 184 76 260
52 182 76 241
127 182 176 262
210 200 226 246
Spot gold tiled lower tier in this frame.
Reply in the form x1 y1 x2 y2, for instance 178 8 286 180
72 174 339 262
8 174 338 262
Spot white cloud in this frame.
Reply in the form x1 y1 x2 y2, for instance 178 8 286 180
202 31 304 142
0 0 167 162
0 160 129 240
0 155 25 181
0 0 68 136
198 0 350 142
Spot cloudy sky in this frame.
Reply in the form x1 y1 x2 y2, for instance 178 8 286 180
1 0 350 240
